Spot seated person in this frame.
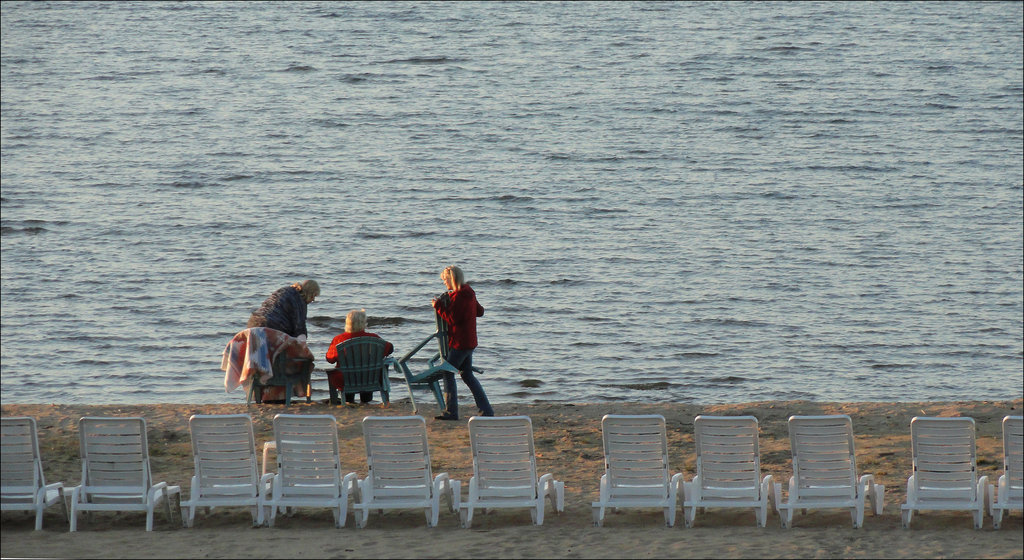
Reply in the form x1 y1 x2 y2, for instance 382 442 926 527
325 309 394 404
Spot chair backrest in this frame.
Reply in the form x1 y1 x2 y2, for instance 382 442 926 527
335 337 389 392
468 416 538 498
273 414 342 497
601 414 671 497
1 416 46 496
79 417 151 493
189 414 258 496
361 416 432 500
435 307 450 360
787 415 858 500
1003 415 1024 499
909 416 978 501
693 415 761 500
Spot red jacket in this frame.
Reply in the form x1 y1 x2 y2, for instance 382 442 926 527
435 284 484 350
325 331 394 363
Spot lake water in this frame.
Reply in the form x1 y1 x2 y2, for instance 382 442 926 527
2 1 1022 406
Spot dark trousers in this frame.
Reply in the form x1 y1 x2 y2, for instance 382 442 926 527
442 348 494 419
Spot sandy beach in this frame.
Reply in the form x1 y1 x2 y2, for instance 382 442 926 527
2 399 1022 559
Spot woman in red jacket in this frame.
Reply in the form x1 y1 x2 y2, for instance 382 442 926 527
431 265 494 420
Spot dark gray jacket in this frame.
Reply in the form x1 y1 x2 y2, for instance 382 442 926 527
247 285 308 338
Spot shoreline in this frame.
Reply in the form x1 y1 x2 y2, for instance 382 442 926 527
2 399 1022 559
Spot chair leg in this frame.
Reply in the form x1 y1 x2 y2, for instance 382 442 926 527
69 489 80 532
532 496 543 525
755 504 767 528
459 504 474 529
901 508 913 528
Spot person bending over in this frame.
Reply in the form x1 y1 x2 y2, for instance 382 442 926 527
247 279 319 341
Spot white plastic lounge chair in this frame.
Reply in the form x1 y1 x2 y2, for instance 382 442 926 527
460 416 564 528
901 416 989 529
353 416 458 528
1 416 68 530
592 414 682 527
180 414 273 527
683 415 774 527
67 417 181 532
989 415 1023 529
774 415 884 529
264 414 357 528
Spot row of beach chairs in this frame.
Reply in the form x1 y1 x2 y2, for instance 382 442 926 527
1 413 1021 531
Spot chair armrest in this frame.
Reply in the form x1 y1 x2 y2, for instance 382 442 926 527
342 472 359 493
398 333 439 363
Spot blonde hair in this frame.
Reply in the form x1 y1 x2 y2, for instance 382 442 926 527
441 265 465 287
293 279 320 303
345 309 367 333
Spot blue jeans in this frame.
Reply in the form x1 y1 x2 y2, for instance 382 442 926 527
442 348 494 419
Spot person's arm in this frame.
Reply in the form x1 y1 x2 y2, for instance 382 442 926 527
294 290 308 338
325 334 341 363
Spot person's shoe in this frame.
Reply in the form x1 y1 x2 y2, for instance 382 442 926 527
434 414 459 421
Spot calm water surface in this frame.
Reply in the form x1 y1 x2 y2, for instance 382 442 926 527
2 1 1022 405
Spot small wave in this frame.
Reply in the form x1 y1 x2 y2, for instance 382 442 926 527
169 181 205 189
1 226 47 235
758 191 800 200
221 174 253 181
707 376 746 384
313 118 350 128
358 230 437 239
691 318 770 327
869 363 916 370
281 65 317 72
680 352 720 358
605 381 673 391
367 316 407 327
494 195 533 202
764 45 807 52
476 278 519 286
383 56 453 64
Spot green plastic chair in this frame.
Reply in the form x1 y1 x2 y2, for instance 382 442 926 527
326 337 392 405
247 352 313 406
393 308 461 413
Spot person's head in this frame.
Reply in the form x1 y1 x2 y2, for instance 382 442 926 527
345 309 367 333
293 279 320 304
440 265 464 290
